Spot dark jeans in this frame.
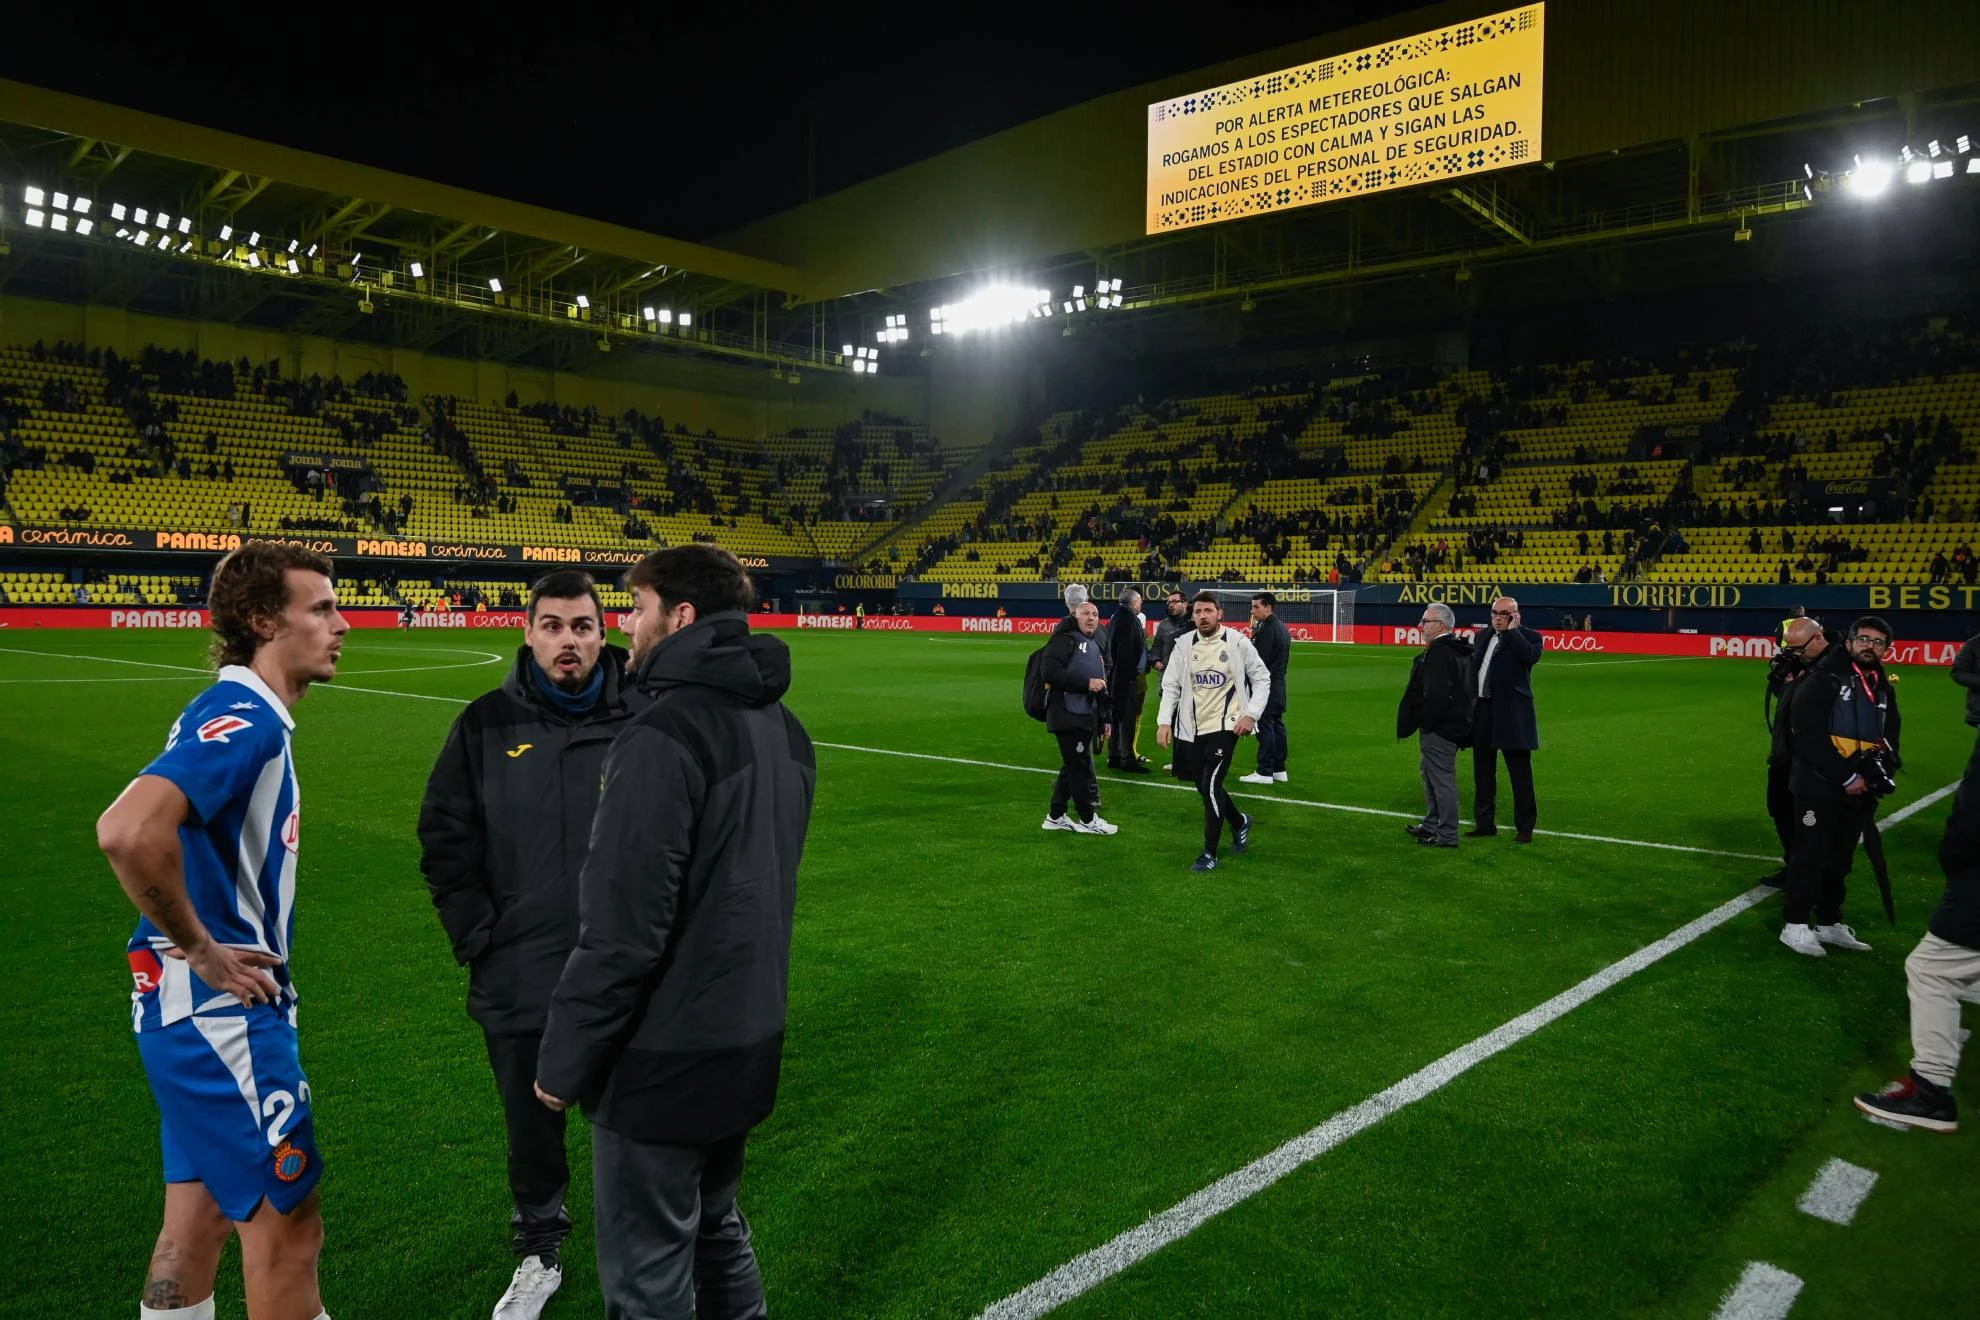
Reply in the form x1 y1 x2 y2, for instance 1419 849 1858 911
484 1029 573 1260
1782 794 1868 926
1254 699 1288 775
1766 760 1794 866
1471 702 1536 833
1193 730 1242 855
593 1125 765 1320
1051 728 1100 823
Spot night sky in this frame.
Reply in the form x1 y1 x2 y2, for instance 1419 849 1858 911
0 3 1417 243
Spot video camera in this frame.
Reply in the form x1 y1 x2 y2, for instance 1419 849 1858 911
1851 747 1899 799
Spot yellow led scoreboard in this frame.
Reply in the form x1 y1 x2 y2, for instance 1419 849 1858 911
1147 4 1545 234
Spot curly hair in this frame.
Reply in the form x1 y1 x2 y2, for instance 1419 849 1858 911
208 541 335 668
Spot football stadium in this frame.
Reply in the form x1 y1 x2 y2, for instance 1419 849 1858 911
3 3 1980 1316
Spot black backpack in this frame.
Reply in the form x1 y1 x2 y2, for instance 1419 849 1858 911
1022 644 1051 722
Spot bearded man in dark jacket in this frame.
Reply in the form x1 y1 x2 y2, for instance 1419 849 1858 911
418 569 647 1318
535 545 815 1320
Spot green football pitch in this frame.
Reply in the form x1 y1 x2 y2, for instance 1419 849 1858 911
3 628 1975 1318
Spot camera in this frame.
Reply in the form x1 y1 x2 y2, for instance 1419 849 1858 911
1851 748 1898 799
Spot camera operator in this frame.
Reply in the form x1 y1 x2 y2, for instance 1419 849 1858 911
1779 615 1902 958
1762 618 1832 887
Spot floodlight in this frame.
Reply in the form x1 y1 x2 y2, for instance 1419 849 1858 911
1110 278 1123 292
178 239 193 253
930 307 941 321
1040 304 1051 317
1933 160 1954 179
351 252 363 265
1961 136 1974 154
219 225 233 241
852 359 866 373
1073 284 1085 298
51 213 68 232
409 261 424 278
73 197 91 215
288 238 300 253
135 230 151 247
644 306 657 321
1970 159 1980 175
25 209 44 228
1846 157 1893 198
1804 163 1814 179
115 227 130 239
488 277 503 293
135 208 149 225
248 252 262 267
24 186 44 207
288 257 299 273
931 322 945 333
177 217 191 235
1906 160 1932 185
678 313 691 327
111 203 127 220
248 231 261 246
658 309 673 324
1075 298 1086 312
52 192 69 210
160 214 176 233
75 218 93 236
842 343 855 355
575 294 590 308
1929 140 1943 157
306 243 318 257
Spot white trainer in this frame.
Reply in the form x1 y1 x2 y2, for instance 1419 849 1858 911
1815 923 1872 952
1272 771 1289 782
494 1255 562 1320
1237 773 1275 785
1071 815 1120 835
1779 924 1827 957
1041 815 1075 831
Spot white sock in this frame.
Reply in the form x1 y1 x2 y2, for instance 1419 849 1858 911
140 1298 215 1320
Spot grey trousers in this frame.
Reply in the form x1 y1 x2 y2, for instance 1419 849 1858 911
1418 732 1460 844
593 1125 766 1320
1907 932 1980 1087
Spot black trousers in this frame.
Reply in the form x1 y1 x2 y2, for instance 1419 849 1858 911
1108 675 1146 764
1782 794 1869 926
1051 728 1100 823
1254 697 1288 775
1192 730 1242 855
1470 701 1536 833
484 1029 574 1259
1765 760 1795 865
593 1125 765 1320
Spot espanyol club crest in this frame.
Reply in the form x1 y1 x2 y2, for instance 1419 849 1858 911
273 1141 308 1182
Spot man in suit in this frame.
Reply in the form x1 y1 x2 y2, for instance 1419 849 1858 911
1106 588 1152 772
1468 595 1544 843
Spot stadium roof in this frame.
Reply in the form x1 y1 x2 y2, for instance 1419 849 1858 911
0 78 833 372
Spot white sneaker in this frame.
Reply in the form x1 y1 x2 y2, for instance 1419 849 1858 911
1815 923 1873 952
1237 773 1275 785
1780 924 1827 957
1070 815 1119 835
1041 815 1075 831
494 1256 562 1320
1272 771 1289 782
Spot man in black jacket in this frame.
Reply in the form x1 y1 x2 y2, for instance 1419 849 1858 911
418 569 646 1320
1468 596 1544 842
1106 588 1152 772
1951 627 1980 773
1151 589 1192 780
1240 592 1292 785
1779 615 1901 958
535 545 814 1320
1398 603 1474 848
1761 618 1831 886
1041 597 1118 834
1854 742 1980 1131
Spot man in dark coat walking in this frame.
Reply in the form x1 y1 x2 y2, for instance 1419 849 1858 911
535 545 815 1320
1241 591 1292 784
1106 588 1152 772
1468 595 1544 842
418 570 647 1319
1399 602 1474 848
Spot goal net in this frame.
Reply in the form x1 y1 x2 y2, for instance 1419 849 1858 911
1210 587 1357 644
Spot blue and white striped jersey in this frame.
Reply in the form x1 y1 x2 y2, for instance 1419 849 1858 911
127 665 303 1033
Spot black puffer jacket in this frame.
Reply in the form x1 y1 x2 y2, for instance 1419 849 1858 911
418 645 646 1033
1786 644 1901 800
1397 633 1475 742
536 614 816 1145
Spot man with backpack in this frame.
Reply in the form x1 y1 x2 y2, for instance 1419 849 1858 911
1028 588 1119 835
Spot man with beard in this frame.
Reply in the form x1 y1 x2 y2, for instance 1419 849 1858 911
1150 589 1191 779
1779 615 1902 958
1156 593 1271 872
536 545 815 1320
1761 618 1831 886
418 570 647 1319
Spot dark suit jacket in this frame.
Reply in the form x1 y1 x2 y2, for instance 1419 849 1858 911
1471 625 1543 751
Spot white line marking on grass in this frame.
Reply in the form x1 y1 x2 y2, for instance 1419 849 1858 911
814 741 1783 863
1797 1157 1878 1225
1711 1262 1804 1320
1880 779 1960 827
975 885 1780 1320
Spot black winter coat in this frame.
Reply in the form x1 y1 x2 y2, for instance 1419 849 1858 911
1398 633 1475 742
418 645 646 1034
1040 615 1113 735
1107 601 1148 680
536 614 816 1145
1952 634 1980 728
1786 644 1902 800
1469 625 1543 749
1251 614 1291 714
1933 749 1980 949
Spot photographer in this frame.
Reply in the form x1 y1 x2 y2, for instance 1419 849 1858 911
1762 618 1831 886
1779 615 1902 958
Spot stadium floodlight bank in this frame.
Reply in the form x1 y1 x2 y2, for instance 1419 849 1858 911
1210 587 1357 643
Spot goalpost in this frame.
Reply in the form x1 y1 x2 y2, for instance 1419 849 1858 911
1210 586 1357 644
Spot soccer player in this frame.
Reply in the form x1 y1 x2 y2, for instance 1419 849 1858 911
96 542 348 1320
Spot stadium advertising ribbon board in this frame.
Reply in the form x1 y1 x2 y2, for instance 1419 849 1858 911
1146 3 1545 234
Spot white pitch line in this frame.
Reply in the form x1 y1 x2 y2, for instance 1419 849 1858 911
1712 1261 1805 1320
1797 1157 1878 1226
976 884 1781 1320
1880 779 1960 827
